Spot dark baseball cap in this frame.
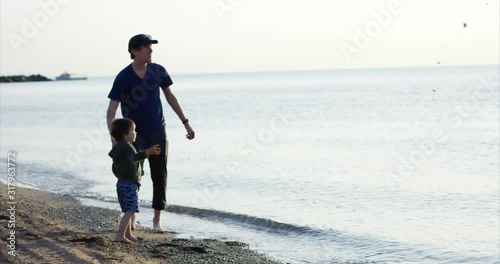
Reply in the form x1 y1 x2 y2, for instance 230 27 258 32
128 34 158 52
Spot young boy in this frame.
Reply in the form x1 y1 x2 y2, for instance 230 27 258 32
109 118 161 243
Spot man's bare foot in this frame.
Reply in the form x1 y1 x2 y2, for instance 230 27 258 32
114 236 133 243
126 235 139 243
153 222 164 233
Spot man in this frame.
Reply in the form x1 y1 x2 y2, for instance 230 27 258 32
106 34 195 231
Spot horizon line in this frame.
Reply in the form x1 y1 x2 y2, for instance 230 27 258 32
1 63 498 79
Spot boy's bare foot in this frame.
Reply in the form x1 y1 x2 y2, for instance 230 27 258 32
126 235 139 243
131 222 143 230
114 236 133 243
131 215 136 230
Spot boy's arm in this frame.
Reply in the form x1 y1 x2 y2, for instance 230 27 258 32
132 145 161 161
133 151 148 161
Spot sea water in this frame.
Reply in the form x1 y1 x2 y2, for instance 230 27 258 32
1 65 499 263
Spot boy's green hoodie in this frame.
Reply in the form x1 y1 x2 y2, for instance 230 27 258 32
108 140 148 182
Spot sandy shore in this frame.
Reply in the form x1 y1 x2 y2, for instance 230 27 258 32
0 183 283 263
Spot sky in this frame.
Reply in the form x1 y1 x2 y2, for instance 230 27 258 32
0 0 499 77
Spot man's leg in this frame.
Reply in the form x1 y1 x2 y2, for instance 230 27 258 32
154 209 162 230
148 130 168 230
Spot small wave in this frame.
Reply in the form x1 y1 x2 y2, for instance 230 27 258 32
0 161 95 194
74 193 327 237
76 193 118 203
165 204 326 236
75 192 327 237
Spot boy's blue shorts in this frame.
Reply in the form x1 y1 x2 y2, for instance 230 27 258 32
116 179 139 213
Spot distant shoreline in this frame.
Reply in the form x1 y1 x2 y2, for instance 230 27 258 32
0 74 52 83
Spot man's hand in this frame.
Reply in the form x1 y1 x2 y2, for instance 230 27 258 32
106 100 119 146
146 144 161 156
185 123 195 140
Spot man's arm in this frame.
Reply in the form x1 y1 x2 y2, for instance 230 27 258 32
106 100 120 145
162 86 195 140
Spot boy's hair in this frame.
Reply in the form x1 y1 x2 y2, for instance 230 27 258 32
110 118 135 141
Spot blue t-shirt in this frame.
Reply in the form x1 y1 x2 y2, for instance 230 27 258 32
108 63 173 131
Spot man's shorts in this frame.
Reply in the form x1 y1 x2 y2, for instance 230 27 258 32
116 179 139 212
